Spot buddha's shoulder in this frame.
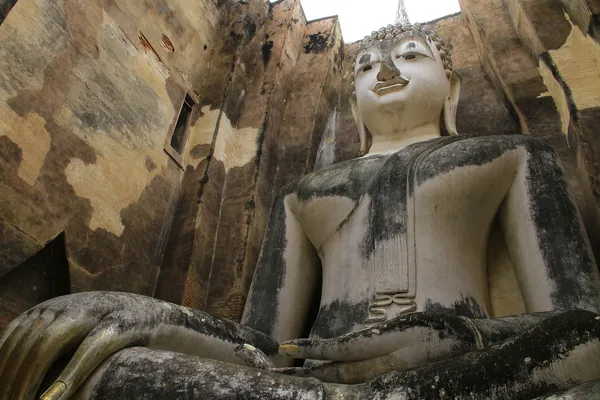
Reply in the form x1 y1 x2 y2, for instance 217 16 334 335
279 135 554 200
417 134 555 181
433 133 553 155
291 154 389 202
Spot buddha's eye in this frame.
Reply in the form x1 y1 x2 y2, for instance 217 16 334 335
396 54 417 60
362 65 373 72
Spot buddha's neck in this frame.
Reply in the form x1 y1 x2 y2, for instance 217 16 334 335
367 123 441 156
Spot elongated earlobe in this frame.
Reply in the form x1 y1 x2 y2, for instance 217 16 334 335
443 71 461 136
351 93 368 156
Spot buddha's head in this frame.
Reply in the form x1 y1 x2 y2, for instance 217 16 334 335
351 23 461 155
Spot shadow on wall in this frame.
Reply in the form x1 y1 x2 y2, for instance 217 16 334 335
0 232 70 333
0 0 17 24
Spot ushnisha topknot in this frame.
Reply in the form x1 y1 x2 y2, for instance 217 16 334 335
354 22 454 78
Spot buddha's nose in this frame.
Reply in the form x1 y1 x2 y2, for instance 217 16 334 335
377 62 400 82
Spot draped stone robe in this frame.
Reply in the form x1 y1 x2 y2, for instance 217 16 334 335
242 134 600 347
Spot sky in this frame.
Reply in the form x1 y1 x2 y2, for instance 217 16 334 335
270 0 461 43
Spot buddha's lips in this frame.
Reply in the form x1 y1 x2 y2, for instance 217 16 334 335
373 76 410 94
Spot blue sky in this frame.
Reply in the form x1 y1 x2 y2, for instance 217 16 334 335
270 0 462 43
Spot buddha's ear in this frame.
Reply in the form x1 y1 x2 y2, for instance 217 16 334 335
443 71 461 135
350 92 368 156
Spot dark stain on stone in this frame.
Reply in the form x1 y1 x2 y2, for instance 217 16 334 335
161 34 175 53
415 134 517 184
362 310 599 399
0 136 22 171
190 144 211 160
0 0 18 25
522 1 572 50
242 185 297 337
310 299 369 339
589 13 600 44
261 40 274 66
245 18 257 40
539 52 577 122
87 347 325 398
145 156 157 172
296 155 386 202
424 296 487 319
524 137 599 311
80 112 98 130
204 44 208 50
471 311 560 346
304 32 330 54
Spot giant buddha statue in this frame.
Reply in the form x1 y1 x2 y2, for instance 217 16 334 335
3 23 600 400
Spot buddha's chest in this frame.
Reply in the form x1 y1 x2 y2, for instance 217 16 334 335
294 143 520 251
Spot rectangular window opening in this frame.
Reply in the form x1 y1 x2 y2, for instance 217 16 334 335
170 94 195 155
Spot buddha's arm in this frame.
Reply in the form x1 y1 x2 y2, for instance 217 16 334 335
0 292 279 400
241 186 321 350
498 137 600 313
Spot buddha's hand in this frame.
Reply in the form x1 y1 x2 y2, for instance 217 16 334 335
278 312 484 383
0 292 278 400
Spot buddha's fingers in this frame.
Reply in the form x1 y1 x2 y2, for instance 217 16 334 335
279 330 400 362
0 307 43 381
279 313 481 362
235 344 276 369
8 318 97 400
39 303 271 400
1 309 59 399
39 311 157 400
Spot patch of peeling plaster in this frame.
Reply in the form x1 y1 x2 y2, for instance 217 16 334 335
0 110 51 185
537 61 571 135
0 0 67 186
184 105 220 168
209 107 259 172
547 14 600 111
60 13 175 236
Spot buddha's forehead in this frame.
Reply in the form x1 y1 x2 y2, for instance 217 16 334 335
357 31 432 59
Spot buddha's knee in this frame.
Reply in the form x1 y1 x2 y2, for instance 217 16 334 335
75 347 331 400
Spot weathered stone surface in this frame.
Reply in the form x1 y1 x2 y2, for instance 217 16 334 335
201 1 345 321
457 0 600 257
2 1 600 398
0 0 223 325
1 0 600 368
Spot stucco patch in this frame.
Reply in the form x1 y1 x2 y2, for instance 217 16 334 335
184 105 219 168
537 61 571 135
58 12 175 236
0 0 69 187
0 110 51 185
548 14 600 111
204 106 259 172
0 0 69 97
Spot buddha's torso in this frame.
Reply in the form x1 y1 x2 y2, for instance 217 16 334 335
291 136 525 339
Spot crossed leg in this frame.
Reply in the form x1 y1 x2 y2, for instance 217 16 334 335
73 310 600 400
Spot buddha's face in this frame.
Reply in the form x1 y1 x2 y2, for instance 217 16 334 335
353 31 451 138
